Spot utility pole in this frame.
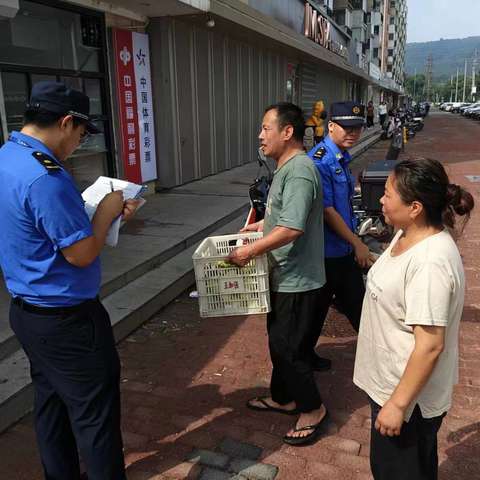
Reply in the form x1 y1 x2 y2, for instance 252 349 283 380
425 54 433 102
413 68 417 100
455 67 459 102
473 50 478 102
450 74 453 102
462 59 467 102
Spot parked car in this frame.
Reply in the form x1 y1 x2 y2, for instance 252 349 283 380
460 102 480 115
445 102 465 112
451 102 471 113
440 102 453 111
470 107 480 120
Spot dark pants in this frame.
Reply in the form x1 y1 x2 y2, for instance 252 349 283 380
308 254 365 359
380 114 387 127
370 400 445 480
268 288 325 412
367 115 374 127
10 298 126 480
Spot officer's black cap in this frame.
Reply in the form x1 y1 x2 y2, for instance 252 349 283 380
27 81 100 134
329 101 365 128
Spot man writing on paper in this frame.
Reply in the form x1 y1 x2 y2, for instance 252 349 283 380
0 81 138 479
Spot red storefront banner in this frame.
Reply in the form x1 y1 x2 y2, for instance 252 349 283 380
112 28 142 183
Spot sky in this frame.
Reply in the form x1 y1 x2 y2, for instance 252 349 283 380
407 0 480 43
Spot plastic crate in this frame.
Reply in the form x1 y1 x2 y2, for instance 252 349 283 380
192 232 270 318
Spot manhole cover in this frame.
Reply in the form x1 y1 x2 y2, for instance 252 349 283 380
465 175 480 183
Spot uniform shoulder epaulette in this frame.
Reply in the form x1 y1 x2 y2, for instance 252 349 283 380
32 151 61 172
313 146 326 159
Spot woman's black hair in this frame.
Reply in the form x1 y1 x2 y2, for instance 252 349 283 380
393 157 474 232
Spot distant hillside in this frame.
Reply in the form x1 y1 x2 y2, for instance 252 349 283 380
406 36 480 81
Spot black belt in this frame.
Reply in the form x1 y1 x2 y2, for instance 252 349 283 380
12 297 96 316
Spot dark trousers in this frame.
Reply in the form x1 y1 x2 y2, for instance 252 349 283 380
370 400 445 480
308 254 365 358
268 288 325 412
380 114 387 127
367 115 374 127
10 298 126 480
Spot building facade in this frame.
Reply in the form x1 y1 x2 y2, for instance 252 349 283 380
385 0 407 87
0 0 405 190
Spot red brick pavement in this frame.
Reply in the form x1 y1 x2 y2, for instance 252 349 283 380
0 111 479 479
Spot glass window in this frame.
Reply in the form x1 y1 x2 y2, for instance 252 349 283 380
1 71 109 188
74 119 107 156
286 79 293 103
84 78 103 115
2 71 28 133
0 2 110 188
31 74 56 85
0 1 100 72
60 76 83 92
63 152 108 192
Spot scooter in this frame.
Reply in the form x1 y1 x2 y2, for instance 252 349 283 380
245 148 274 226
354 136 400 254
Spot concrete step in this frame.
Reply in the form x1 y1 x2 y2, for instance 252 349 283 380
0 202 249 363
350 126 382 158
0 213 246 433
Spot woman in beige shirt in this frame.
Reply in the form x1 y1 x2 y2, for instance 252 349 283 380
353 157 474 480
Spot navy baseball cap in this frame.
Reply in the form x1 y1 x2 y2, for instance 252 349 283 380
329 101 365 127
27 81 100 134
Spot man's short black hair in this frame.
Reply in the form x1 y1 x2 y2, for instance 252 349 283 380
265 102 305 142
23 108 86 129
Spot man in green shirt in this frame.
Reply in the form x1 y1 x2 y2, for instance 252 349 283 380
228 102 328 446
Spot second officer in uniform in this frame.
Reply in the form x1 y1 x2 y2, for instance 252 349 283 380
307 101 372 369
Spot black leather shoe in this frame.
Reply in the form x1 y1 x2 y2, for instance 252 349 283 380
310 355 332 372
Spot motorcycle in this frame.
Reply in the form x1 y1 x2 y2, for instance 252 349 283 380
245 148 274 226
353 159 396 256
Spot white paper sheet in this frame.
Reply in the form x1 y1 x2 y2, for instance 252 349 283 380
82 176 147 247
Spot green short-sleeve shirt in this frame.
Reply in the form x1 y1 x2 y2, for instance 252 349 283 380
263 152 326 292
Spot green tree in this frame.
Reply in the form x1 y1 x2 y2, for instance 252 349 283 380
405 74 425 102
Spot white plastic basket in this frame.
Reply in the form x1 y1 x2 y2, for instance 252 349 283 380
192 232 271 318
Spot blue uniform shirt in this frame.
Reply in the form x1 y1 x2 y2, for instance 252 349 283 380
308 136 357 258
0 131 101 306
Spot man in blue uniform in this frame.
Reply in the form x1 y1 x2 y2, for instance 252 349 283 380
307 101 371 370
0 81 139 479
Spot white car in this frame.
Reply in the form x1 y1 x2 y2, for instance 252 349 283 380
440 102 453 111
445 102 465 112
